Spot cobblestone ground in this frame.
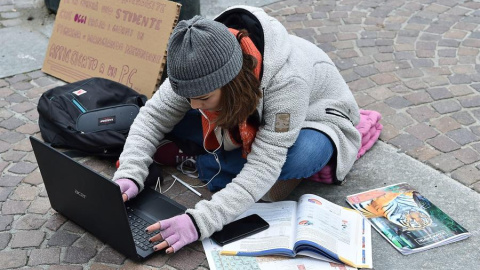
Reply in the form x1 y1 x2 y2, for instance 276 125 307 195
265 0 480 191
1 0 480 269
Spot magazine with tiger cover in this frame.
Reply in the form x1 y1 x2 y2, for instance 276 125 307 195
346 182 471 255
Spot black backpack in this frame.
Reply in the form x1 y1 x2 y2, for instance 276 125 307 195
37 77 148 157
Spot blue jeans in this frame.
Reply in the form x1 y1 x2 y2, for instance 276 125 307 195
168 110 334 191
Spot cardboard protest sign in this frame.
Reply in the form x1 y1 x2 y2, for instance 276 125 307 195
42 0 181 98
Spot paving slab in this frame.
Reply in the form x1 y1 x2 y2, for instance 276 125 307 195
0 25 49 78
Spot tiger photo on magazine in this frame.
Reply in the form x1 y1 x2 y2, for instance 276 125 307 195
346 183 471 255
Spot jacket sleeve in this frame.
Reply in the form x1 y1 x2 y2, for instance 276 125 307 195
186 77 310 239
112 79 191 191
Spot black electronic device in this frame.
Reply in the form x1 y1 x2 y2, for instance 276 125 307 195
30 136 185 260
211 214 269 246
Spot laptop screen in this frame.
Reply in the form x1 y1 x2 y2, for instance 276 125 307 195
30 136 138 258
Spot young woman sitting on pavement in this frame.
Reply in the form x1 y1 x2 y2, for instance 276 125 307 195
113 6 361 255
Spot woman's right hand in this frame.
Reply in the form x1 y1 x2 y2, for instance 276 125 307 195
115 178 139 202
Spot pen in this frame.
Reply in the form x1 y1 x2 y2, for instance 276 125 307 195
171 174 202 197
220 251 239 256
220 251 256 256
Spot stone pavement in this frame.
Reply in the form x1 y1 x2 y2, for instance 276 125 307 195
262 0 480 191
1 0 480 269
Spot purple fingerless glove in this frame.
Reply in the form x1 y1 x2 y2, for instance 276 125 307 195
115 178 139 201
159 214 199 253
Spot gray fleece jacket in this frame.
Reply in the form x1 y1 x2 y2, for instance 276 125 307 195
113 6 361 240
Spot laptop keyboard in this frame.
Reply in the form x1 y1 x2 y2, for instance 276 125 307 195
126 207 159 251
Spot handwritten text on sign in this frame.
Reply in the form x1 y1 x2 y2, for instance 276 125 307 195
42 0 180 98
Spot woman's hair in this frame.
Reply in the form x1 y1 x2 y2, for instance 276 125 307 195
214 29 262 130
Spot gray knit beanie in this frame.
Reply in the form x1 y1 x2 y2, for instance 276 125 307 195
167 15 243 97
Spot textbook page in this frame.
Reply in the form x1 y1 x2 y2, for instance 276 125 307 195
221 201 297 254
202 238 358 270
295 194 372 268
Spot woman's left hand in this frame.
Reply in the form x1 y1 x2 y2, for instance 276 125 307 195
146 214 199 254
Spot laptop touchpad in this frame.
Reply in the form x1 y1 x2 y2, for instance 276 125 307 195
128 192 185 224
138 197 184 220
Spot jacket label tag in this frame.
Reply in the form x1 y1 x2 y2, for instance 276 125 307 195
275 113 290 132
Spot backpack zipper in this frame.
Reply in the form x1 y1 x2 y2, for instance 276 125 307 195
71 99 87 113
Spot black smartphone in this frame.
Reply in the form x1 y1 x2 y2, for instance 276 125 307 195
211 214 269 246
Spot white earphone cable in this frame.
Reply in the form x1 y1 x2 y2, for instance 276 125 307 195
186 109 223 188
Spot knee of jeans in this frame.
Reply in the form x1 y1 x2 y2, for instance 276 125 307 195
297 131 333 155
284 132 334 173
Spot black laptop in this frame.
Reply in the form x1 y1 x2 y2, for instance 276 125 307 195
30 136 186 260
